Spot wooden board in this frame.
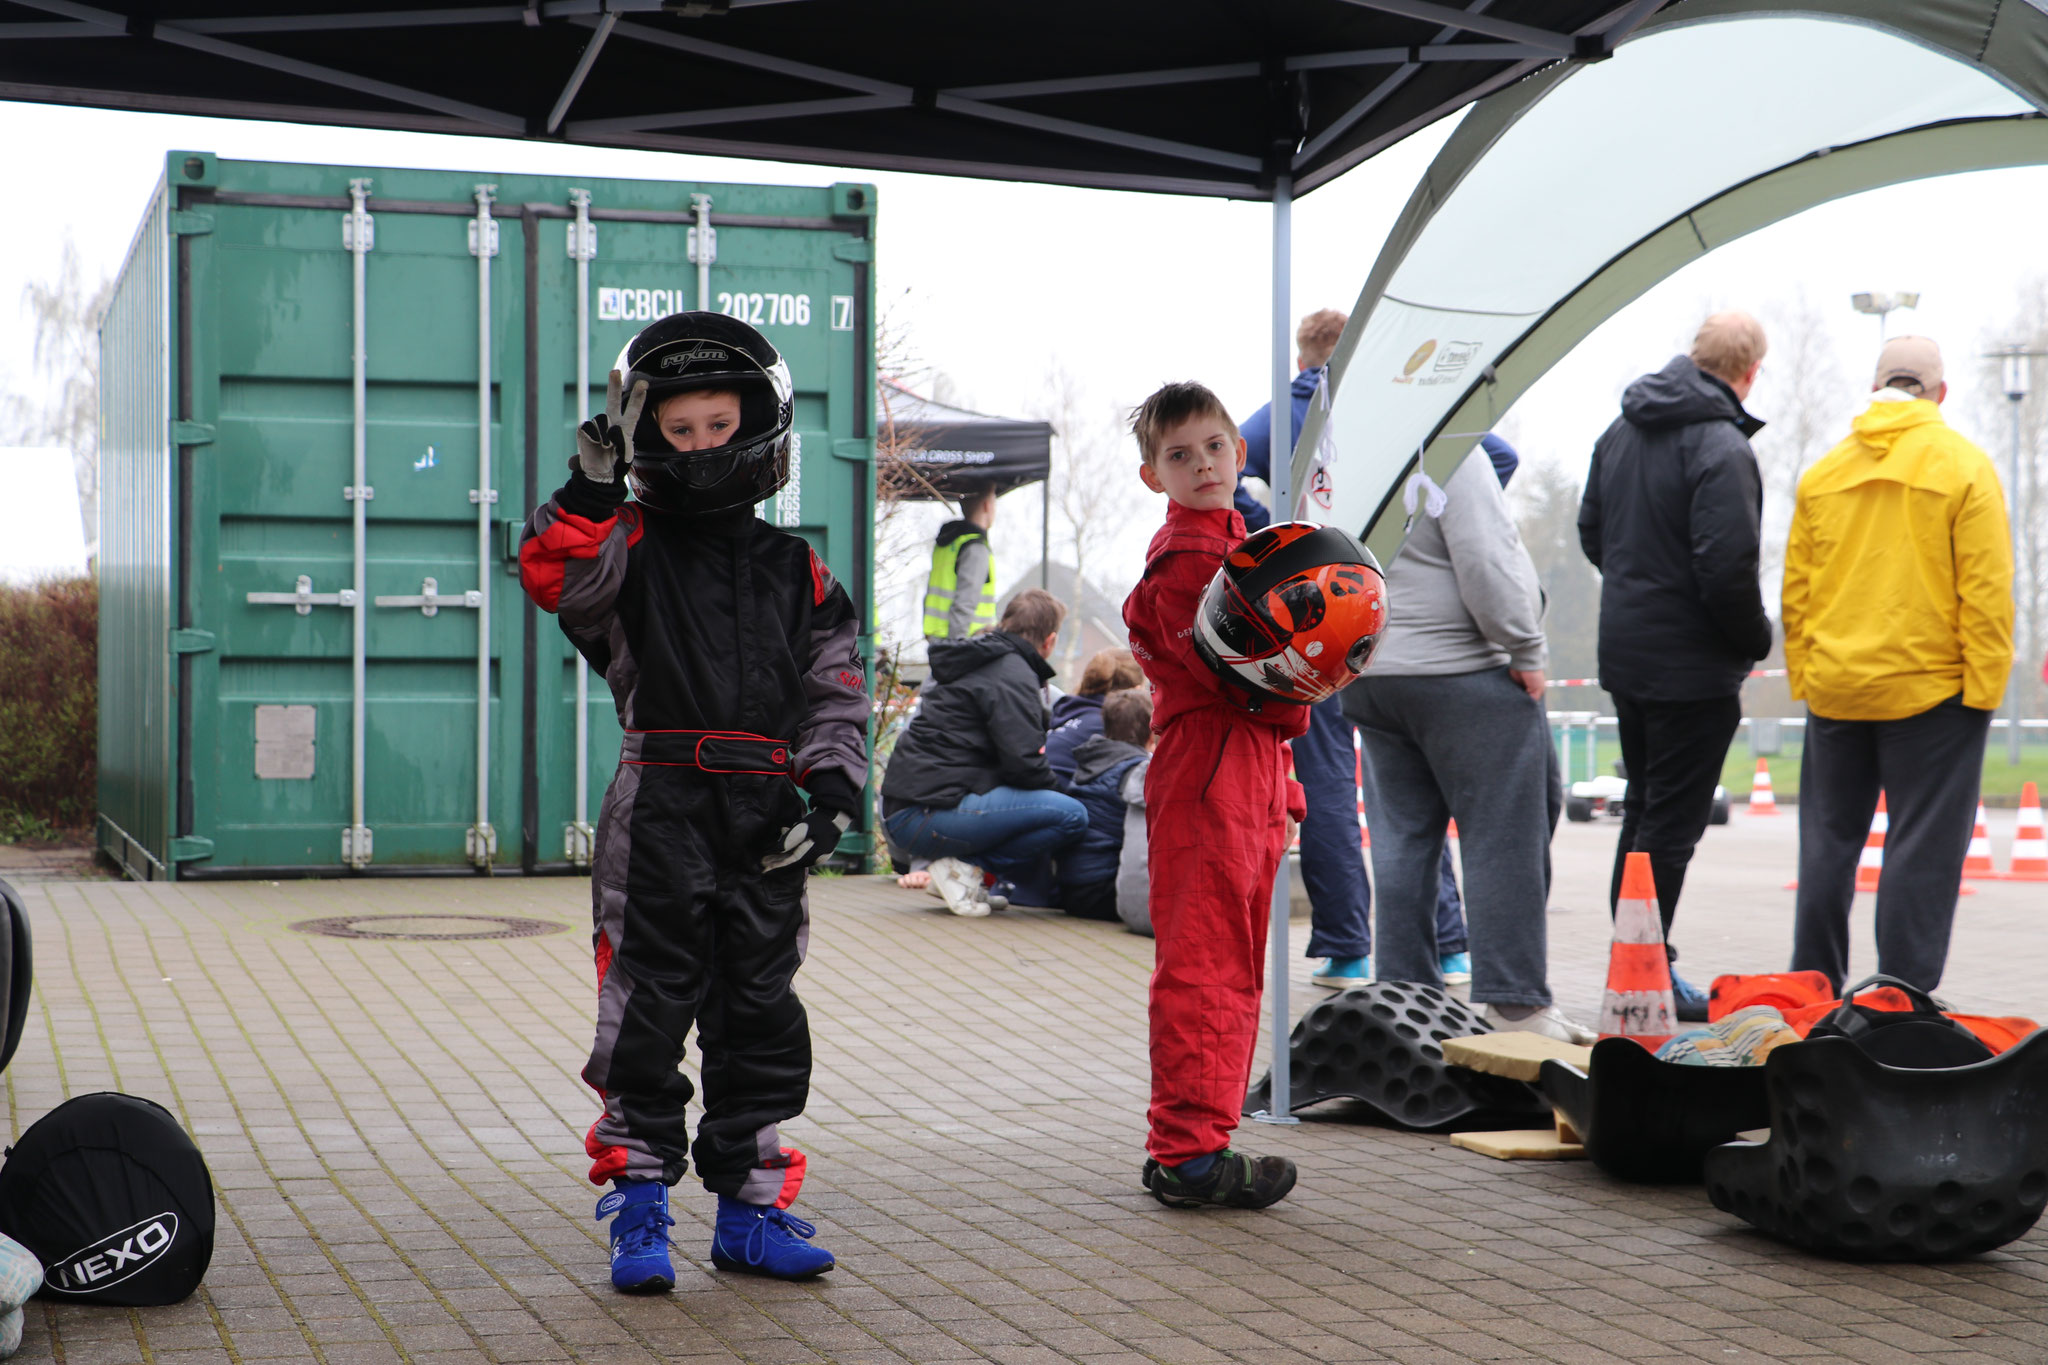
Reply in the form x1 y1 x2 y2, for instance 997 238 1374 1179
1449 1129 1586 1161
1442 1031 1594 1082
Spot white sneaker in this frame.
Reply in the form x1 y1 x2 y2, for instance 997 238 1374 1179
927 858 991 918
1482 1004 1596 1046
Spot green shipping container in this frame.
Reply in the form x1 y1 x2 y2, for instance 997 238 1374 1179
98 152 877 880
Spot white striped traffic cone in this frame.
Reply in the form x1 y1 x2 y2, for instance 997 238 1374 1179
1355 739 1370 849
1964 802 1996 877
1855 794 1887 893
1598 851 1675 1050
2005 782 2048 881
1747 758 1777 816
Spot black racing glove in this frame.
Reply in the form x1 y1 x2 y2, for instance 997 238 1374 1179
762 772 861 873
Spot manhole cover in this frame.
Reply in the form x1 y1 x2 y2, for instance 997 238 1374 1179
290 914 568 942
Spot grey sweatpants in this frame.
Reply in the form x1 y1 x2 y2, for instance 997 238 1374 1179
1791 696 1990 994
1342 667 1562 1007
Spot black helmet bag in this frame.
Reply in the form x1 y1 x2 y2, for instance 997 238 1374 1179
0 1092 215 1305
0 878 31 1075
616 311 794 515
1806 974 1994 1069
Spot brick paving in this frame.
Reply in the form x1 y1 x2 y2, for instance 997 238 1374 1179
3 814 2045 1364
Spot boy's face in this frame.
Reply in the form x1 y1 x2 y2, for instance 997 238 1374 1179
1139 413 1246 511
656 390 741 452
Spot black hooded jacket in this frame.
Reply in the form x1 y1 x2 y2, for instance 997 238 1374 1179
1578 355 1775 701
881 631 1057 811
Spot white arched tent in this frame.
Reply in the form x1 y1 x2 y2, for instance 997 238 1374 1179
1300 0 2048 560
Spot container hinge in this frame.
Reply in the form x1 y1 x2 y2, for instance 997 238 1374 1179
170 627 216 655
342 825 374 868
831 438 874 463
169 835 214 862
564 821 594 868
246 574 358 615
344 485 374 501
373 577 482 618
687 222 717 266
173 420 215 446
170 212 214 237
469 216 500 259
466 823 498 868
567 219 597 262
342 209 375 252
832 239 873 263
469 488 499 505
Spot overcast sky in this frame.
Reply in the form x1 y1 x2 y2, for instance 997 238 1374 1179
7 94 2048 630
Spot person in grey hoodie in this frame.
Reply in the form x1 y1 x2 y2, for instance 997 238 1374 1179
1339 440 1583 1043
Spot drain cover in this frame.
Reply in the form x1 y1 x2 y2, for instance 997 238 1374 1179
291 914 568 942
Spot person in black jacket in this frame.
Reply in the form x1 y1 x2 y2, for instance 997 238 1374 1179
1578 312 1775 1020
881 589 1088 915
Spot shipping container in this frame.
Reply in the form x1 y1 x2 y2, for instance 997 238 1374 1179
98 152 877 880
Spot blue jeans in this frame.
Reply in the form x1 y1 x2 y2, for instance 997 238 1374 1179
883 786 1087 883
1296 697 1470 959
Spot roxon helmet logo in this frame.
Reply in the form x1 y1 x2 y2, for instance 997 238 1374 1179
46 1212 180 1294
659 343 730 371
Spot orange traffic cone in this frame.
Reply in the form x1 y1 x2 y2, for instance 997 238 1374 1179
1964 803 1996 877
1355 741 1370 849
2003 782 2048 881
1747 758 1777 816
1447 818 1460 842
1598 852 1675 1051
1855 794 1887 892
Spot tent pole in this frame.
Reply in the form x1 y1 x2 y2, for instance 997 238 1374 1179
1041 479 1050 589
1255 172 1300 1127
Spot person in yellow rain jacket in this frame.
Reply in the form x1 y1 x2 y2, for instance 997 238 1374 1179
1782 335 2013 994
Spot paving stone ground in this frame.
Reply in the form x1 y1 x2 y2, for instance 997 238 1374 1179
3 812 2045 1364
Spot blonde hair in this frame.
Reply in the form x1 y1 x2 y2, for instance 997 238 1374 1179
1077 648 1142 698
1296 309 1348 369
1690 312 1767 385
1130 381 1239 465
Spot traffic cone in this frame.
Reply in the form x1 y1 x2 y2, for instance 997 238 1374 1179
1747 758 1777 816
1964 803 1996 877
1855 794 1887 892
1598 851 1675 1051
2005 782 2048 881
1356 741 1370 849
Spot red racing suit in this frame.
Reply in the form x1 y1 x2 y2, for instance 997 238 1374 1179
1124 501 1308 1165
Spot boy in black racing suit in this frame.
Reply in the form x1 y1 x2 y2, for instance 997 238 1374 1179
519 313 868 1290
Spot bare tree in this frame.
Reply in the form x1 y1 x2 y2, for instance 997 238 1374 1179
1033 363 1140 675
1749 289 1852 602
1511 459 1602 694
1975 279 2048 724
2 240 114 544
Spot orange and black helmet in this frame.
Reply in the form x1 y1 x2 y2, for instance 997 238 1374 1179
1193 522 1387 704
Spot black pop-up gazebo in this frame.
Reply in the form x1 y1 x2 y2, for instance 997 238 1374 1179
878 378 1059 586
11 0 1675 1118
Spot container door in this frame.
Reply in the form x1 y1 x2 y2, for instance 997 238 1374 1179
183 182 524 872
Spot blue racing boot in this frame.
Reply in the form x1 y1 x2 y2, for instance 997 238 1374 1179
710 1197 836 1279
596 1180 675 1294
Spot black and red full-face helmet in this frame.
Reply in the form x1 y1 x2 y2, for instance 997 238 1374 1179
617 311 794 516
1193 522 1388 704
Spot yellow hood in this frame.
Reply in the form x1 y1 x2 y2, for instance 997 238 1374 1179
1846 397 1944 456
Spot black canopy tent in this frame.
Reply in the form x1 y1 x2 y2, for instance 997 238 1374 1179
877 378 1059 589
12 0 1674 1119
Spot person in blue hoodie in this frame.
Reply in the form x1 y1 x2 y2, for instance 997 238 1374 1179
1057 688 1154 921
1045 648 1143 781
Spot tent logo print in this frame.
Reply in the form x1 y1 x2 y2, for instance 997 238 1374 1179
1396 340 1482 388
46 1212 180 1294
1398 339 1437 379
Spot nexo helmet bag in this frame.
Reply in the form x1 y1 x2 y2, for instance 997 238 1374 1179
1193 522 1388 704
0 1093 215 1306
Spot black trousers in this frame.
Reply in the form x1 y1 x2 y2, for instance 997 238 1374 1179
583 764 813 1199
1608 692 1743 954
1791 697 1990 995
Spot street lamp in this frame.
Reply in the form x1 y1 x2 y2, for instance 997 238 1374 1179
1993 343 2042 765
1851 290 1920 340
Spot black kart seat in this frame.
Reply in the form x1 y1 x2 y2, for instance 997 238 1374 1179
1540 1036 1771 1184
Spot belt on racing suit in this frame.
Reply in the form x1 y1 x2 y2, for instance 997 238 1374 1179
620 729 795 776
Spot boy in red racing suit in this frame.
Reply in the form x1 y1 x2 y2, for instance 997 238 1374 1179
1123 381 1308 1210
520 313 867 1290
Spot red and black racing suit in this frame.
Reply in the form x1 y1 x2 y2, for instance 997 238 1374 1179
521 469 868 1205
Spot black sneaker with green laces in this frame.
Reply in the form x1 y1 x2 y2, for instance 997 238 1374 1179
1142 1150 1297 1209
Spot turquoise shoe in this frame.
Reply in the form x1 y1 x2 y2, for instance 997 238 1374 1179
1439 951 1473 985
1311 956 1371 989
